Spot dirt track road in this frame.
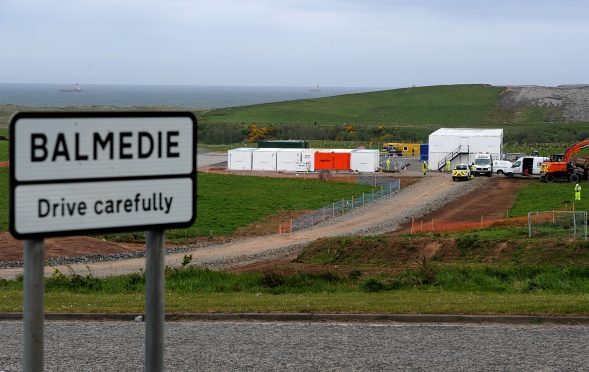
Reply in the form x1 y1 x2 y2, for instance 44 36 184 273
0 172 483 279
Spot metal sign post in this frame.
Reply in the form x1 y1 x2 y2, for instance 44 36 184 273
23 239 44 372
145 230 165 372
10 112 197 371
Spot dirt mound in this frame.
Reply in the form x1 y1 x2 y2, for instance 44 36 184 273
230 235 589 276
394 177 529 234
499 85 589 122
0 232 145 262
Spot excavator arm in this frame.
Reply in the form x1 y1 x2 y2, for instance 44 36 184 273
564 139 589 162
541 138 589 182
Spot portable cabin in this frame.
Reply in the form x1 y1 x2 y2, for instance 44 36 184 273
227 147 255 170
350 149 380 172
276 149 315 172
314 150 351 171
251 148 278 171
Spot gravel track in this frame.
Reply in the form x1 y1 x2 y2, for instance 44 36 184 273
1 320 588 371
0 172 487 279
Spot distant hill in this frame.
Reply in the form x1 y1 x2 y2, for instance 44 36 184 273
199 84 589 126
2 84 588 145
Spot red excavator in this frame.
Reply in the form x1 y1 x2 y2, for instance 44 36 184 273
540 139 589 182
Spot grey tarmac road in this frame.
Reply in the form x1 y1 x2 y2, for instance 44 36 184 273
1 320 588 371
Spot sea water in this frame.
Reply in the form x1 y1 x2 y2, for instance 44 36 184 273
0 83 380 109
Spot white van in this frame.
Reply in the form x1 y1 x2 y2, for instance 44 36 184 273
493 160 514 176
472 153 493 177
508 156 549 177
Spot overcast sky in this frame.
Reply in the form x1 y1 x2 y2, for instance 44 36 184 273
1 0 588 87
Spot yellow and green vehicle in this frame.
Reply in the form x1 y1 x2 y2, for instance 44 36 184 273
452 164 471 181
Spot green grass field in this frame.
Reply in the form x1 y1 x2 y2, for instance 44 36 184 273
200 85 505 126
0 171 373 241
510 182 587 216
187 172 373 237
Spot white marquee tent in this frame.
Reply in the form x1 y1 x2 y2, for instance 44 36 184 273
427 128 503 170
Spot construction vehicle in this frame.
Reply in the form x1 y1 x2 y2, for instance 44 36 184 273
540 139 589 182
574 156 589 179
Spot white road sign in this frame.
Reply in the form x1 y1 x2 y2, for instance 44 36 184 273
9 112 197 239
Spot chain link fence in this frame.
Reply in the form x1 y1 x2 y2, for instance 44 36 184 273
528 211 588 240
286 178 401 232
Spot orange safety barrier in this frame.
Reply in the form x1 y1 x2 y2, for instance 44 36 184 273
409 210 578 234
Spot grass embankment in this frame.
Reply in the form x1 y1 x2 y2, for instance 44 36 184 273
1 237 588 314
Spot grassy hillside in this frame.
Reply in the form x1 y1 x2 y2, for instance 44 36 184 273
201 84 505 126
198 84 589 144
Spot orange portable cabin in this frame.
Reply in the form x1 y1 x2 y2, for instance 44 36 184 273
314 151 351 171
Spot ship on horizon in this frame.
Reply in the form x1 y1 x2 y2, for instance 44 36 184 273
308 84 321 92
60 83 82 93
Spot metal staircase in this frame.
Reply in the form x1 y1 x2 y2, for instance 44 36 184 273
437 145 469 170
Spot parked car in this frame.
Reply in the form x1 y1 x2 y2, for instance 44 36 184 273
452 164 471 181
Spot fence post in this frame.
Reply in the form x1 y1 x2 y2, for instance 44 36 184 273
290 218 293 234
528 212 532 238
352 196 354 209
341 198 344 214
573 211 577 239
362 193 365 205
332 203 335 218
584 212 587 240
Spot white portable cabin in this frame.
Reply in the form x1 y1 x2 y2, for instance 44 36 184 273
350 149 380 172
427 128 503 170
252 148 278 171
276 149 314 172
227 147 255 170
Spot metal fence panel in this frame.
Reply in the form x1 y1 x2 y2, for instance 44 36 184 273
528 211 588 240
289 180 401 232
